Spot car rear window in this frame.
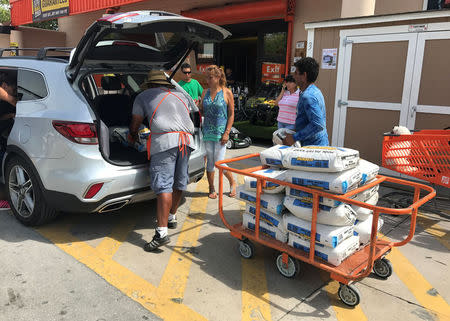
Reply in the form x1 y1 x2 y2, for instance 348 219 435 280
18 69 48 101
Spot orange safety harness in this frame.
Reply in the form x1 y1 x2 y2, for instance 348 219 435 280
146 88 193 160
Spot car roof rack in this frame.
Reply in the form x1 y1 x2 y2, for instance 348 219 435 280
0 47 74 60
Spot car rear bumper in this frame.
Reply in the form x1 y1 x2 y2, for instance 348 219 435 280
42 167 205 213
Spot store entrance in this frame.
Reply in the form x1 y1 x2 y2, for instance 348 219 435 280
219 36 257 92
194 19 288 133
217 19 288 94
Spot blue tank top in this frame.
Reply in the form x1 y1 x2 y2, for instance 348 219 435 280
202 89 228 141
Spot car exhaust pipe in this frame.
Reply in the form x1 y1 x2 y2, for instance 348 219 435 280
98 200 129 213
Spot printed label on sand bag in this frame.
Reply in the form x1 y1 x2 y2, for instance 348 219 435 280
289 188 342 207
287 223 321 242
292 241 329 261
292 177 329 190
248 206 281 227
247 222 276 239
292 198 332 212
265 158 282 165
250 181 280 190
239 192 269 208
291 158 330 169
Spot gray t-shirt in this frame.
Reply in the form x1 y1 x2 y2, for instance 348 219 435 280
132 87 195 155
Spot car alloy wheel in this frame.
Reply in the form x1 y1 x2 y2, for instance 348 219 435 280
8 165 35 218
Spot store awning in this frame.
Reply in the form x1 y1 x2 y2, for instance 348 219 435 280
9 0 146 26
181 0 288 25
10 0 291 26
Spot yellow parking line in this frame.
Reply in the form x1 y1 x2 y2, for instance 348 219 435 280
320 273 368 321
96 215 139 258
238 174 272 321
35 225 207 321
157 178 209 299
380 234 450 321
242 256 272 321
417 212 450 250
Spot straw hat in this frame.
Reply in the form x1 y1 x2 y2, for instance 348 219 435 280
140 70 172 89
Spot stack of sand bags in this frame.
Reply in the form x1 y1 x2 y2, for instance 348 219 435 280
237 168 288 243
280 146 363 266
351 159 384 245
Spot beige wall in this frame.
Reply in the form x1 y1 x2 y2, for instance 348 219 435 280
341 0 375 18
375 0 424 15
310 27 340 143
0 34 10 52
292 0 342 56
10 26 66 49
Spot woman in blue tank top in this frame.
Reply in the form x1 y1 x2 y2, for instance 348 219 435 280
199 65 236 199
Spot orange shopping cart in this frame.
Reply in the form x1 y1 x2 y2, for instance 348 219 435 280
215 153 435 307
382 129 450 188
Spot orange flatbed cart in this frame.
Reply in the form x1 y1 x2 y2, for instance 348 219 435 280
216 153 436 307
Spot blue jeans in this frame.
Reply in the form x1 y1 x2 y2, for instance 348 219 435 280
278 122 296 130
204 140 227 172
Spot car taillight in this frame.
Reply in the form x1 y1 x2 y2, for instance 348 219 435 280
53 121 98 145
84 183 104 199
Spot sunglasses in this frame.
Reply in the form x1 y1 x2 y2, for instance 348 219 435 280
182 71 192 74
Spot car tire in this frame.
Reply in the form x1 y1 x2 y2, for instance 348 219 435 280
5 156 58 226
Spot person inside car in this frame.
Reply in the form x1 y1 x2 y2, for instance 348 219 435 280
0 72 17 210
128 70 195 252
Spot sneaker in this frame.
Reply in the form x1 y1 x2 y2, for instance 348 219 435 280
0 200 10 211
143 231 170 252
168 218 178 229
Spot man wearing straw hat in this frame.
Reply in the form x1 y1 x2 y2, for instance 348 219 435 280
128 70 195 252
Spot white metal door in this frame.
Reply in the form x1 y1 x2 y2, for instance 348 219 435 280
407 31 450 130
334 33 418 165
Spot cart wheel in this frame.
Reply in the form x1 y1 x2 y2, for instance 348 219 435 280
338 284 361 307
226 140 234 149
275 253 299 278
373 258 393 279
239 239 254 259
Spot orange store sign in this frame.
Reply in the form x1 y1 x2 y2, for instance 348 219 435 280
261 62 285 84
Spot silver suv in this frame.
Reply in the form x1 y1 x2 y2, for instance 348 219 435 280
0 11 230 225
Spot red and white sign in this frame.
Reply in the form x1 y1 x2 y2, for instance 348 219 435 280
197 64 209 74
261 62 285 84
